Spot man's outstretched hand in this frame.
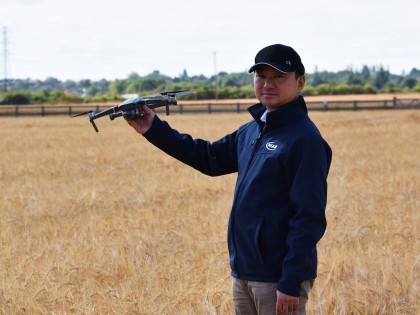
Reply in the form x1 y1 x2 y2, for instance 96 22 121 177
125 105 155 134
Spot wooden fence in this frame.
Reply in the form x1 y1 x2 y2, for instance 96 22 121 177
0 97 418 117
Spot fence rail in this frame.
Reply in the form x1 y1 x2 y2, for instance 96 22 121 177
0 98 418 117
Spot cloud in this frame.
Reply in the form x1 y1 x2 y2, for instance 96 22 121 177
2 0 419 80
1 0 46 4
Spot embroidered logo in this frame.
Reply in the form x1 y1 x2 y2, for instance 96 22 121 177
266 142 277 151
286 61 291 66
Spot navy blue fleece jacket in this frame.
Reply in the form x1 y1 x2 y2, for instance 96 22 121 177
143 95 332 296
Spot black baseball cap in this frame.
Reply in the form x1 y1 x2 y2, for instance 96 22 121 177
248 44 305 75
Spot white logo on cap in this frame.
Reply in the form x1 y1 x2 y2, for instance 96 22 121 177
266 142 277 151
286 61 291 65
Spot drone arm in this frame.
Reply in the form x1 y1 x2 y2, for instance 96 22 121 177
143 97 176 116
92 106 119 119
90 120 99 132
85 106 119 132
117 97 175 118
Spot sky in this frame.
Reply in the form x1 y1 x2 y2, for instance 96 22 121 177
1 0 419 81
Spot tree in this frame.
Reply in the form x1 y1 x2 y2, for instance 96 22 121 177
372 66 390 89
310 66 330 86
179 69 189 81
361 65 371 81
108 79 127 96
79 79 92 89
127 72 141 81
400 77 418 89
345 70 364 85
44 77 61 90
0 92 31 104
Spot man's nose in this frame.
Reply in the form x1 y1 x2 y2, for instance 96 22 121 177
263 78 275 88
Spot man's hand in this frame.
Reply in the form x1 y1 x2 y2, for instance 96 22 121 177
276 290 299 314
125 105 156 134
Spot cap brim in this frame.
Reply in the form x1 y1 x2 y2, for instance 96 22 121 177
248 62 294 74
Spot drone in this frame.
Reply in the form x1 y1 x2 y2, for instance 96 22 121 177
71 90 194 132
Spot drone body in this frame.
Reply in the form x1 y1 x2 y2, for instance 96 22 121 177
71 90 194 132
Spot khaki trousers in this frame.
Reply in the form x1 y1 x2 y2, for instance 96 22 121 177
232 277 313 315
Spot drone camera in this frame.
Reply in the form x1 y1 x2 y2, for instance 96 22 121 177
122 108 144 120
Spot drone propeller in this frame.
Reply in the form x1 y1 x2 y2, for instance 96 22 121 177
70 110 93 118
160 89 189 95
141 90 193 99
171 90 195 97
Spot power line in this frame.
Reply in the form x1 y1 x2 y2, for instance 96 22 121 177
2 27 8 92
213 51 219 99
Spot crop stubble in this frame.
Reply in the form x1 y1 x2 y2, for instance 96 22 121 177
0 110 418 314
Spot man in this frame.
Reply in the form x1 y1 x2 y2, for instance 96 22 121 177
126 44 332 314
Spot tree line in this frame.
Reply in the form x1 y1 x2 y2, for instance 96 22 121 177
0 66 419 105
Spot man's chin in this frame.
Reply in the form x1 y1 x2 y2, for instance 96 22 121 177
260 96 279 106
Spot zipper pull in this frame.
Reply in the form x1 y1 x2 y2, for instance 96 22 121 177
251 132 262 146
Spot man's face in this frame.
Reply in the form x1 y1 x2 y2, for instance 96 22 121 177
253 65 305 111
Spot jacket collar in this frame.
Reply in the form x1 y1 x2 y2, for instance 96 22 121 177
248 95 308 129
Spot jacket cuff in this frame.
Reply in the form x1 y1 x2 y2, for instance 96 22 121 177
277 281 301 297
143 115 163 141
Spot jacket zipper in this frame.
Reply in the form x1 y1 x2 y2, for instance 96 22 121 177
231 128 264 277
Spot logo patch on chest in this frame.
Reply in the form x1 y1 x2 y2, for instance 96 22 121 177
265 142 277 151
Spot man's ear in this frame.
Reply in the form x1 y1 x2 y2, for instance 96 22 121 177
297 75 306 93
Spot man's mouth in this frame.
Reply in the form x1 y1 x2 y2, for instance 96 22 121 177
262 92 277 97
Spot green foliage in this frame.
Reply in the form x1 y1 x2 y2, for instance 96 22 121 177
301 83 378 96
59 93 84 103
412 84 420 92
372 66 390 89
401 77 417 89
30 90 50 103
363 84 376 94
1 66 418 104
216 86 255 99
108 79 127 96
300 85 316 96
0 92 31 105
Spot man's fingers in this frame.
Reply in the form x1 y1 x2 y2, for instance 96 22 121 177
289 301 298 312
141 104 153 115
277 302 299 314
276 291 299 314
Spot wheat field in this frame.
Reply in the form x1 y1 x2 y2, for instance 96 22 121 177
0 109 418 314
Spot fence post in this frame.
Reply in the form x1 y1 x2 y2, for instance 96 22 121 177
393 97 397 108
236 103 241 113
383 100 387 108
41 106 45 116
69 106 72 116
15 105 19 117
208 103 212 114
353 100 358 110
179 103 183 114
323 101 328 110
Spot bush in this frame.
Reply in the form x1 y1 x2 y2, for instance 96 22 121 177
60 93 84 103
363 84 377 94
30 90 49 103
316 84 334 95
301 86 316 96
411 84 420 93
0 92 31 105
333 84 352 95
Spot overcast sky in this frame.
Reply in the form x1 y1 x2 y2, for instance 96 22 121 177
1 0 419 81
